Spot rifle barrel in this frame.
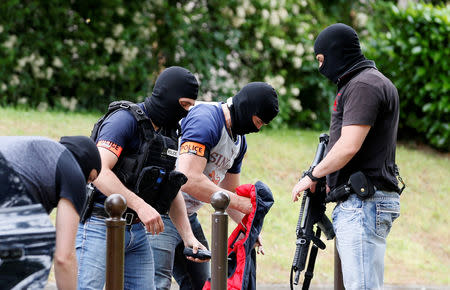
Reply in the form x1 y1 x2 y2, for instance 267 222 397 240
290 134 330 290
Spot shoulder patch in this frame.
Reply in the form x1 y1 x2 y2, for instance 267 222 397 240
97 140 123 157
180 141 208 158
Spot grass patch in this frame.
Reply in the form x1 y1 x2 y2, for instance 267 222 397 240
1 107 449 285
0 107 99 139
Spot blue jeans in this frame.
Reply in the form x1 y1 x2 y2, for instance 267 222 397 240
332 190 400 290
148 213 210 290
76 213 155 290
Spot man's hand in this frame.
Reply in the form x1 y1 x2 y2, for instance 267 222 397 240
236 195 252 215
95 148 164 234
254 235 265 255
184 238 210 263
291 176 317 202
135 202 164 235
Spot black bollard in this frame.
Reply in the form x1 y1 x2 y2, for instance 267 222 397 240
334 239 345 290
104 194 127 290
210 191 230 290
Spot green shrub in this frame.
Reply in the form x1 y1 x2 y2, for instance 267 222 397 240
135 0 339 130
0 0 160 111
0 0 340 129
364 2 449 150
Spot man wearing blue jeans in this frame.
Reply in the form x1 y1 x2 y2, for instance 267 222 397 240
76 67 207 290
149 82 279 290
292 23 402 289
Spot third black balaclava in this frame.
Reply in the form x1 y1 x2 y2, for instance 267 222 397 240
314 23 366 84
228 82 279 136
60 136 102 182
145 66 198 129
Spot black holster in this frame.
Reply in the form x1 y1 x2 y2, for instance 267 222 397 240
325 171 375 203
135 167 187 214
80 183 95 223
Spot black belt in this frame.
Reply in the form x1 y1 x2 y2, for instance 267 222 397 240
91 206 141 225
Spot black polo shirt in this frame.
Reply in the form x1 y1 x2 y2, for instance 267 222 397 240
326 65 400 192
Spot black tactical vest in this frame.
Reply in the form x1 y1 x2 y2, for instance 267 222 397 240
90 101 178 196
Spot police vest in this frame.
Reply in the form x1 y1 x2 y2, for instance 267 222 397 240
91 101 179 213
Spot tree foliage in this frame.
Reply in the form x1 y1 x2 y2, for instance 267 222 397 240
0 0 448 150
364 1 449 150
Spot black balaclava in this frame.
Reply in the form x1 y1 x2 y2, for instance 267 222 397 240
145 66 198 129
60 136 102 182
314 23 366 84
228 82 279 136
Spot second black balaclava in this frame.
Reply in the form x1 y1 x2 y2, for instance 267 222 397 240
145 66 198 129
314 23 366 84
59 136 102 182
228 82 279 136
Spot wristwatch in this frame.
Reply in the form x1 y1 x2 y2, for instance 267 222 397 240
305 166 320 182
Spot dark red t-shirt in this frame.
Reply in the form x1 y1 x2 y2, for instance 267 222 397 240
326 67 400 192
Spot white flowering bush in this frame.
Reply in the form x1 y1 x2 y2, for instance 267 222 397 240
0 0 159 111
145 0 339 129
0 0 342 127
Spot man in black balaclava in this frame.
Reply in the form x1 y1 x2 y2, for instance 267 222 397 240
292 23 402 290
60 135 102 182
145 66 198 129
228 82 279 136
0 135 101 289
76 66 207 290
149 81 279 290
313 23 367 84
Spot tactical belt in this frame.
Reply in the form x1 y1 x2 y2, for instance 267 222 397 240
91 206 141 225
325 171 375 203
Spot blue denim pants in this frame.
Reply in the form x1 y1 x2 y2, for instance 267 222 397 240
332 190 400 290
76 213 155 290
147 213 210 290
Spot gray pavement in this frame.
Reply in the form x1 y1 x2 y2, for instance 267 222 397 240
45 282 449 289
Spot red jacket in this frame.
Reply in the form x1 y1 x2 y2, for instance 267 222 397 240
204 181 274 290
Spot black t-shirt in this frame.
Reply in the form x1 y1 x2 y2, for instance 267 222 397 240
0 136 87 215
326 67 400 192
92 104 145 204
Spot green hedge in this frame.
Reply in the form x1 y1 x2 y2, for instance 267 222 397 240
364 1 449 150
0 0 161 111
1 1 448 150
0 0 338 129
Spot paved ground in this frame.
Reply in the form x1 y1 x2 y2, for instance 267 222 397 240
45 282 449 289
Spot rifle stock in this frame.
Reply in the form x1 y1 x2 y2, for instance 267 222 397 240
290 133 334 290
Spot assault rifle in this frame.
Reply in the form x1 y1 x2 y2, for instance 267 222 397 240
290 133 335 290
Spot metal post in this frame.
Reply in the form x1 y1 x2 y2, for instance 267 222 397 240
334 239 345 290
104 194 127 290
210 191 230 290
